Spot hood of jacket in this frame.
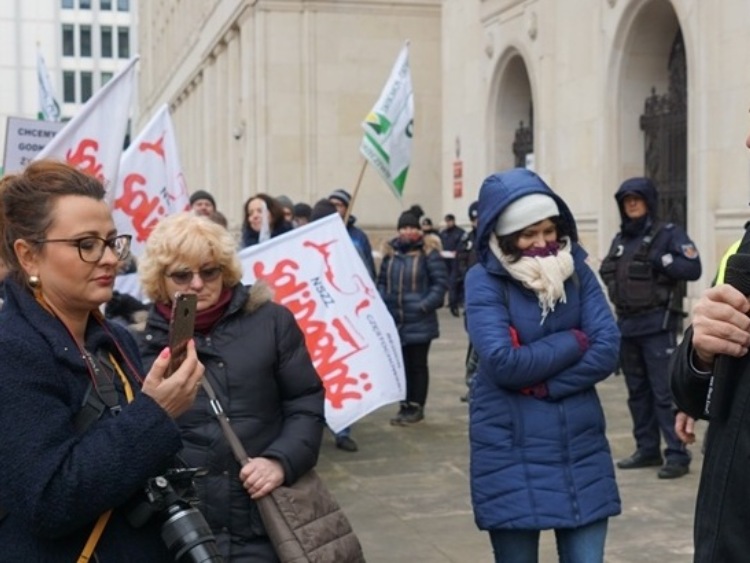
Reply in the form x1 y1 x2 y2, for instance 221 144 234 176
614 177 657 226
381 231 443 258
475 168 578 269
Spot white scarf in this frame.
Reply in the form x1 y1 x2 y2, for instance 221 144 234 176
489 235 575 324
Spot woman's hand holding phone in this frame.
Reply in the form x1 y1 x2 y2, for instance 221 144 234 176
142 341 205 418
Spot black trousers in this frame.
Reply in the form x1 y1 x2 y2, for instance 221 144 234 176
619 331 690 465
403 341 432 406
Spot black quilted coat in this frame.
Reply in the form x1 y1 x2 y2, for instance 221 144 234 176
138 283 325 560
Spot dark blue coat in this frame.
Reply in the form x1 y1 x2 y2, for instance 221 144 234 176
465 168 621 530
0 279 182 561
346 216 377 280
241 220 294 248
377 234 448 345
603 177 701 337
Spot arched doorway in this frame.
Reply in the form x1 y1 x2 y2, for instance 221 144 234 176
488 50 534 172
614 0 685 222
640 30 687 228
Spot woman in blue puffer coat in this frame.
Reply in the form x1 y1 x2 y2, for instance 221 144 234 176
465 168 621 563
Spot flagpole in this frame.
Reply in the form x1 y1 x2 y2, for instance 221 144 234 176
344 158 368 225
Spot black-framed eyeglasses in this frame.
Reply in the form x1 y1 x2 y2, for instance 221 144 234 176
165 266 223 286
33 234 132 263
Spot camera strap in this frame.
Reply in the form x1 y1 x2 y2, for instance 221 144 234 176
75 350 134 563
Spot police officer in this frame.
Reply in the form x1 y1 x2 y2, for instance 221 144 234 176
440 213 466 316
599 177 701 479
455 201 479 401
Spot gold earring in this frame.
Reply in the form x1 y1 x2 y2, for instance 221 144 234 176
29 275 40 288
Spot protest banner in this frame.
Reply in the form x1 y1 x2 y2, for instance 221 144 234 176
239 214 405 432
359 42 414 200
37 51 62 122
34 57 139 199
112 104 189 257
3 116 64 174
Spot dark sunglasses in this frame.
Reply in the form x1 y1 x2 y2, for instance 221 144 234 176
165 266 223 286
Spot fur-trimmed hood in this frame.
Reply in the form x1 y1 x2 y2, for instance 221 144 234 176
244 280 273 314
380 232 443 258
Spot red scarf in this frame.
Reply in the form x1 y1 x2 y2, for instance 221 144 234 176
156 287 234 335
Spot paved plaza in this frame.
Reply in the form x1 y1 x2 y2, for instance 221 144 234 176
316 309 702 562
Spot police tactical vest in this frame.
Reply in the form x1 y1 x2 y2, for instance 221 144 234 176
599 222 673 315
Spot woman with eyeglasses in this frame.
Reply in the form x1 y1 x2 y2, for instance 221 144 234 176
0 160 205 561
137 212 325 562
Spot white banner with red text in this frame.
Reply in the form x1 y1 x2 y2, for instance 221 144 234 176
112 104 189 257
34 56 139 200
238 214 405 432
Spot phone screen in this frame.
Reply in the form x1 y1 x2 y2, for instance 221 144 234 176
166 293 197 377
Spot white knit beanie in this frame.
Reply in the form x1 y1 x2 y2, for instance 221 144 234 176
494 193 559 236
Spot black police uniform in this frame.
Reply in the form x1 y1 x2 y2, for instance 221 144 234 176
599 177 701 472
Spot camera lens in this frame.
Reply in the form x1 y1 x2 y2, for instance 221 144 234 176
160 505 223 563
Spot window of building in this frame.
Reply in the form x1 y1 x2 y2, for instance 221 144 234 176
117 27 130 59
62 24 75 56
81 72 93 102
101 71 113 86
79 0 91 8
80 25 92 57
100 0 111 8
101 26 112 58
117 0 129 11
62 0 74 8
63 71 76 103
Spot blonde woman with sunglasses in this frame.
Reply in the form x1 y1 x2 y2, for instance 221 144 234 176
137 212 325 562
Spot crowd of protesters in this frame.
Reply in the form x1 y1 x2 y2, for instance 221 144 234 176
2 161 717 563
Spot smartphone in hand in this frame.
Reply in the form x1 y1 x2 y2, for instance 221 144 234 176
166 293 197 377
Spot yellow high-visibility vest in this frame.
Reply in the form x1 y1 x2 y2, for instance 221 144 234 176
715 239 742 285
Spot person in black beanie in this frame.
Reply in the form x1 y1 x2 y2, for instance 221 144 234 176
189 189 216 217
378 210 449 424
292 202 313 227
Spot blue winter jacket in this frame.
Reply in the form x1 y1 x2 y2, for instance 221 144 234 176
346 216 377 280
465 168 621 531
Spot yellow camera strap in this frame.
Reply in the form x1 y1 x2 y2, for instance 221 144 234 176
76 511 113 563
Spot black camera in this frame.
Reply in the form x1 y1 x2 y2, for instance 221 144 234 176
127 467 224 563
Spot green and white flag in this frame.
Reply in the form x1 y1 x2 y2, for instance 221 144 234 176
359 43 414 199
37 51 61 121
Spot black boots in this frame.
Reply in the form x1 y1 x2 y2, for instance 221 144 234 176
616 451 663 469
390 402 424 425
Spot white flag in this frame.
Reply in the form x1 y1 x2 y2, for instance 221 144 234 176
239 215 406 432
34 56 139 199
359 43 414 199
112 104 189 256
36 51 61 122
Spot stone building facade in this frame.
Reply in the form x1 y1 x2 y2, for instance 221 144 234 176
137 0 441 235
138 0 750 294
